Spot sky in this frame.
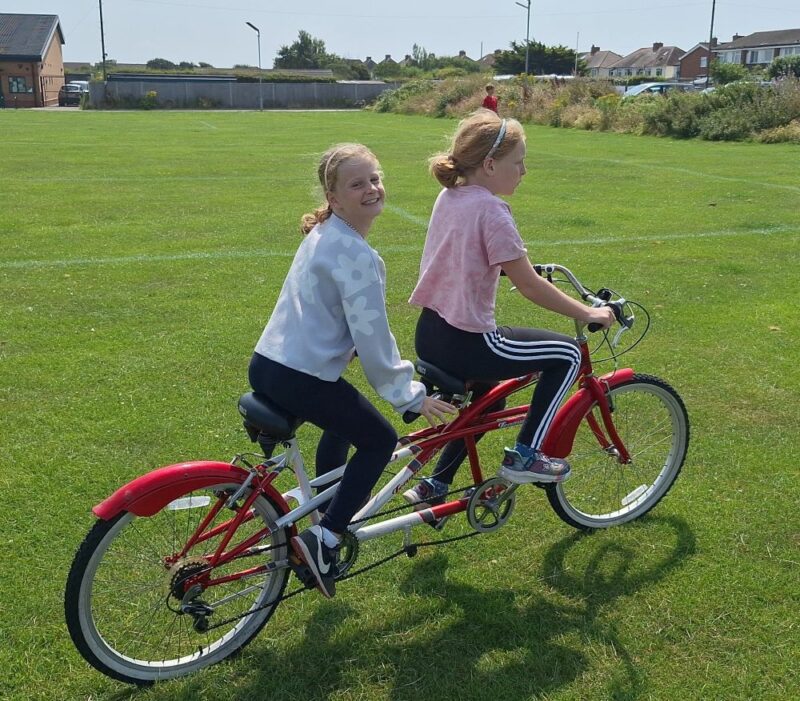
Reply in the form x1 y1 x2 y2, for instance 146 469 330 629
8 1 800 68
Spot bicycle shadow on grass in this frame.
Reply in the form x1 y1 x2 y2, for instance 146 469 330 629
147 514 695 701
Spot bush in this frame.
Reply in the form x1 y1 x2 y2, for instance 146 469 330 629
755 119 800 143
698 108 754 140
140 90 158 109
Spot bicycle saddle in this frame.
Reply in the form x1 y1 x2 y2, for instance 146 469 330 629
414 359 467 395
237 392 303 440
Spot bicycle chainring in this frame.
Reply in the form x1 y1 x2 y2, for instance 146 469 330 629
335 532 359 579
466 478 517 533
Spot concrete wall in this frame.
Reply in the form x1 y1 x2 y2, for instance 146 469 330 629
90 80 399 109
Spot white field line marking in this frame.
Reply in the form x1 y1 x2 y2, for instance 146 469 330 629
1 225 795 271
543 152 800 195
385 203 429 228
527 224 798 248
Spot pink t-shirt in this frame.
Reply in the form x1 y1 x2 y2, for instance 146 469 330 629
409 185 527 332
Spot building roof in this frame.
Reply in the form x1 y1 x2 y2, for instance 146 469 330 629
679 43 712 60
0 13 64 61
610 44 685 69
582 50 622 69
716 28 800 50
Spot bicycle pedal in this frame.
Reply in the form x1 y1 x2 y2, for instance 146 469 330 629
429 516 449 531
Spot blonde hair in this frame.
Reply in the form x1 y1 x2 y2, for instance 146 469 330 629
300 143 379 234
429 109 525 189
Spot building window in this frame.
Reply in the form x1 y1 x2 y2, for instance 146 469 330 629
747 49 770 64
656 68 663 76
9 76 33 93
700 57 708 68
780 46 800 56
719 51 739 64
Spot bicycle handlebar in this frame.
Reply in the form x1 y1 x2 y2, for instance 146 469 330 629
534 263 634 333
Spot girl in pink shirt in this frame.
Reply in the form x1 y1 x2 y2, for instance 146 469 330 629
405 110 614 506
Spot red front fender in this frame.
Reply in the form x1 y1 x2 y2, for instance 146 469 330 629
541 368 635 458
93 461 291 520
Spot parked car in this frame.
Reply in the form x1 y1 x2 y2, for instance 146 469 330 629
623 82 692 98
702 80 773 94
58 83 83 106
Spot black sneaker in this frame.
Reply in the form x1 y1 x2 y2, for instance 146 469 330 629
291 525 338 598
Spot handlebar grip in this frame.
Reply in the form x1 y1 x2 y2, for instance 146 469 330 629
587 301 624 333
403 410 420 424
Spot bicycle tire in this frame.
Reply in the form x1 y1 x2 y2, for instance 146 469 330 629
546 374 689 530
65 481 290 685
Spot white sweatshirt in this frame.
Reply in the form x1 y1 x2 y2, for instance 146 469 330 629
255 214 426 415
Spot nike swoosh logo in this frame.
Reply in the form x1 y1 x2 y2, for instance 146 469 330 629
316 535 330 575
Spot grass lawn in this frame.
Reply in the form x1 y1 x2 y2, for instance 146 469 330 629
1 109 798 700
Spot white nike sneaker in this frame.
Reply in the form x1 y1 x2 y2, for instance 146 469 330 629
291 525 338 598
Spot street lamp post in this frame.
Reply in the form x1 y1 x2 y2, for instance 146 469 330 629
245 21 263 110
515 0 531 74
98 0 107 81
706 0 716 89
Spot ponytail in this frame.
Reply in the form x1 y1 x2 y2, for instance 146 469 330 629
429 153 462 189
300 204 333 235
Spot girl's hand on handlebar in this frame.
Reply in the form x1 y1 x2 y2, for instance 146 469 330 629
587 306 616 330
420 396 457 427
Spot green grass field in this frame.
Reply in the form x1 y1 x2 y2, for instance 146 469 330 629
1 109 798 700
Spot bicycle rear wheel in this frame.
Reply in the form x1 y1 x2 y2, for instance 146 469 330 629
546 374 689 530
65 481 290 685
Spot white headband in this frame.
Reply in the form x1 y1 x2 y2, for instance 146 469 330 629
485 119 508 159
323 146 346 192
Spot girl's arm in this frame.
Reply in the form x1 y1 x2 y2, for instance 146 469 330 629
501 256 615 327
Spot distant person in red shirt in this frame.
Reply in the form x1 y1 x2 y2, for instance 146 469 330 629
482 84 499 113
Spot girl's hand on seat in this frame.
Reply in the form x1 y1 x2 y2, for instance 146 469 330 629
420 396 457 427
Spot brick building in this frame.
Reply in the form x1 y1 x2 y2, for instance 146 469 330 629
0 13 65 107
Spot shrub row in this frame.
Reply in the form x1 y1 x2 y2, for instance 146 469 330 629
370 76 800 143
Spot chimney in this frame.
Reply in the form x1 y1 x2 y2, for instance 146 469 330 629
652 42 663 52
459 50 467 58
710 37 718 48
591 45 600 55
732 34 742 41
385 54 392 61
405 55 412 61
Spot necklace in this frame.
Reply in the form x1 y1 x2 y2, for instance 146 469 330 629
336 214 366 237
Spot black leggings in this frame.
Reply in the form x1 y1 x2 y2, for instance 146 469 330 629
248 353 396 533
415 308 581 483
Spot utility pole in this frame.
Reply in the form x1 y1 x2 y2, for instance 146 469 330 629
246 21 263 110
98 0 107 81
706 0 716 88
574 31 580 75
515 0 532 74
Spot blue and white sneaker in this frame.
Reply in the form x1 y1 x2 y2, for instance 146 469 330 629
402 477 449 509
291 525 338 598
499 448 571 484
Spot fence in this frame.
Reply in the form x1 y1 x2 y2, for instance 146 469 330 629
89 79 400 109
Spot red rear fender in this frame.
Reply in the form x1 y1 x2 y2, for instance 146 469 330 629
542 368 635 458
93 461 290 520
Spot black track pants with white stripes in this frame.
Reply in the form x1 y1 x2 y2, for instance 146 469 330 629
415 308 581 482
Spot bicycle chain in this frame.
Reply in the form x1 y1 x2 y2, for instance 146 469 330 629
200 484 479 632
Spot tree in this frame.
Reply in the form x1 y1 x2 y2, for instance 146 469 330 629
274 30 330 69
146 58 176 70
709 60 749 85
768 55 800 79
494 41 578 75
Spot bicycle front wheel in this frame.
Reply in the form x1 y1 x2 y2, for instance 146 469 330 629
65 481 290 685
546 374 689 530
